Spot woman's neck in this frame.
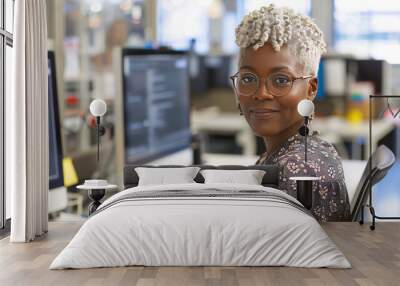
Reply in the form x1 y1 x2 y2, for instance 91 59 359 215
263 119 303 157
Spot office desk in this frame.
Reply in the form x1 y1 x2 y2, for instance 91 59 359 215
191 111 256 155
203 153 258 165
311 117 394 159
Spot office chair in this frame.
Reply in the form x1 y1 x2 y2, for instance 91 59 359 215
351 144 396 230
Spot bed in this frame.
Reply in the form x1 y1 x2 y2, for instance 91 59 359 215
50 165 350 269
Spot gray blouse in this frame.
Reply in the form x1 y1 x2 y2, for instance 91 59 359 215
256 132 351 222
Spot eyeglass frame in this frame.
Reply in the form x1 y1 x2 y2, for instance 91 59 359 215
230 70 314 98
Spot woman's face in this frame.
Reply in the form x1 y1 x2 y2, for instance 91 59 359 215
236 44 317 137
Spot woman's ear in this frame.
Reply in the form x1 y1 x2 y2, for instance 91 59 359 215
308 77 318 100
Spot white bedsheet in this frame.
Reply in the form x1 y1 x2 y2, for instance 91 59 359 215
50 183 351 269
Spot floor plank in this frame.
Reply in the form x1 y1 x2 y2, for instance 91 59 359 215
0 222 399 286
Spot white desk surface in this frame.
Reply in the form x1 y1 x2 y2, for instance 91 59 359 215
202 153 258 166
191 111 256 155
191 112 249 132
311 117 394 141
202 153 366 203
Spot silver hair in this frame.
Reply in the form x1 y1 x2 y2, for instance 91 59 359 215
235 4 326 75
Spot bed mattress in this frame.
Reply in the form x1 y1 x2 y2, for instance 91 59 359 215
50 183 351 269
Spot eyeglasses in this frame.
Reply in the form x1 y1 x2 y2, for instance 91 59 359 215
230 71 313 97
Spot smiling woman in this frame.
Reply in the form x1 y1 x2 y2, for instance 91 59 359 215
232 4 350 222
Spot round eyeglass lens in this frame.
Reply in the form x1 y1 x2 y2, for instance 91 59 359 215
235 72 258 96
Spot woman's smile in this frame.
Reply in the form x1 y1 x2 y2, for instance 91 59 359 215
250 107 279 119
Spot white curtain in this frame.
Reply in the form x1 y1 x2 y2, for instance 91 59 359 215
7 0 49 242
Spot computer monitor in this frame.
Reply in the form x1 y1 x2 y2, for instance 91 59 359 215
204 55 233 89
189 54 208 95
48 51 67 213
48 51 64 189
115 48 193 170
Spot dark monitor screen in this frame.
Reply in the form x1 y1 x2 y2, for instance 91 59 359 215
204 55 233 89
122 49 191 164
48 51 64 189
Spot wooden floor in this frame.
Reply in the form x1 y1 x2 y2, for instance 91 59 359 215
0 222 399 286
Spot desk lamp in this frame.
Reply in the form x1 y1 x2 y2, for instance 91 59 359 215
289 99 320 210
297 99 314 162
76 99 117 215
89 99 107 162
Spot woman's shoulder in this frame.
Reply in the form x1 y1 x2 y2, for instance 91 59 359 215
277 133 344 176
282 132 340 158
255 132 343 168
309 133 342 161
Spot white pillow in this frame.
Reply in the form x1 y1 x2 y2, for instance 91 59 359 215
200 169 266 185
135 167 201 186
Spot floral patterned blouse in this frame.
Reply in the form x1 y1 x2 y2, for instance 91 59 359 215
256 131 351 222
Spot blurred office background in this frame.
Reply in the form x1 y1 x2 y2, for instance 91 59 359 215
3 0 400 222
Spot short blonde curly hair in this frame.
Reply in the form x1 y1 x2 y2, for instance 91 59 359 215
235 4 326 75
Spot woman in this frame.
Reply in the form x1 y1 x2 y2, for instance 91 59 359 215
232 4 350 221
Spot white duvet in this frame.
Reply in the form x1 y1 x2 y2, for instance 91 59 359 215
50 183 351 269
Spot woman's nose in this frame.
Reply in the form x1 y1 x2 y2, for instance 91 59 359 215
253 81 274 100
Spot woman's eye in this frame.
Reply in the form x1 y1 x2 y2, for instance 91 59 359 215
240 75 257 84
272 75 291 86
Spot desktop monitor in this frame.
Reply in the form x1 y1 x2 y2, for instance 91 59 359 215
48 51 67 213
189 54 235 98
204 55 233 89
115 48 193 170
48 51 64 189
189 54 208 95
